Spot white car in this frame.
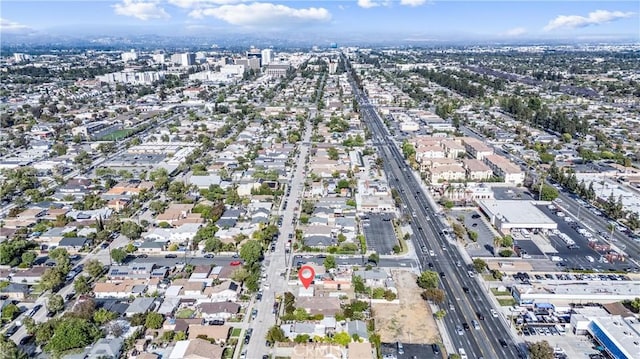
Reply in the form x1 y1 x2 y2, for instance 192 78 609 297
490 309 499 318
429 250 435 257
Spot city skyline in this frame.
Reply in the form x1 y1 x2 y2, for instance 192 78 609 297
1 1 639 42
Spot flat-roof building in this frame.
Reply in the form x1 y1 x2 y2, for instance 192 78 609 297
478 200 557 234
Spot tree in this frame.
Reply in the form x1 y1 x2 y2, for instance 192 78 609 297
421 288 445 304
333 331 351 346
352 275 366 294
21 251 36 267
40 267 64 291
231 267 250 282
145 312 164 329
538 184 559 201
529 340 554 359
629 297 640 313
417 271 439 289
93 308 117 325
0 336 27 359
265 325 286 343
110 248 127 264
472 258 488 273
121 221 143 240
434 309 447 320
74 275 92 295
85 260 105 278
44 317 101 356
239 240 263 265
48 294 64 313
323 255 336 270
367 252 379 265
1 303 20 322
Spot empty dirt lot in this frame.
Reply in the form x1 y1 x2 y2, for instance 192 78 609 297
373 270 441 344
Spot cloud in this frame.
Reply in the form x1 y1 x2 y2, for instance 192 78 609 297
0 18 33 34
189 2 331 28
544 10 635 31
400 0 427 6
503 27 526 36
168 0 245 8
113 0 170 20
357 0 381 8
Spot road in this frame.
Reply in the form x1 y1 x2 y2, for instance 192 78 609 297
241 110 314 358
348 66 524 358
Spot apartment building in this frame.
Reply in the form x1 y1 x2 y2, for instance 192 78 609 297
483 154 525 185
462 137 494 160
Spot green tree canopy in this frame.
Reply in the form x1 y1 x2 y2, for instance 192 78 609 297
417 271 439 289
529 340 554 359
48 294 64 313
44 318 101 356
239 240 263 265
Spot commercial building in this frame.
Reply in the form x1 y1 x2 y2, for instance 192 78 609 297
571 308 640 359
512 281 640 305
171 52 195 67
478 200 557 234
121 50 138 62
265 64 291 78
97 71 165 85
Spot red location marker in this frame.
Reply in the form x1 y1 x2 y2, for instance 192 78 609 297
298 265 315 289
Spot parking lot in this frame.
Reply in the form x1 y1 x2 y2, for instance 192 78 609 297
536 204 632 272
452 210 497 257
381 342 442 359
362 214 398 255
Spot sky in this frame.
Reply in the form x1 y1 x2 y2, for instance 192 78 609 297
1 0 639 41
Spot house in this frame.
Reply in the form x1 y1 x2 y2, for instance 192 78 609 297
199 302 240 320
108 263 155 281
0 283 29 300
353 269 389 287
282 322 326 340
137 240 166 253
86 337 124 359
347 320 368 340
10 267 47 285
125 297 157 317
187 324 231 343
93 280 148 299
168 339 224 359
57 237 92 252
296 296 341 316
207 281 239 302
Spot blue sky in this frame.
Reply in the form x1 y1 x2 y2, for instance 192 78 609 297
1 1 638 40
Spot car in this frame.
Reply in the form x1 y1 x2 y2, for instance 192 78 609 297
232 253 240 258
46 311 56 318
462 322 470 331
472 223 478 227
421 245 428 253
204 253 214 259
471 214 481 219
472 320 480 330
164 254 177 258
396 342 404 354
428 262 434 268
462 287 470 293
429 250 435 257
5 325 18 337
431 343 440 354
19 335 33 345
230 260 242 266
456 325 464 335
491 309 499 317
210 319 225 325
256 292 263 301
499 338 508 348
137 254 148 258
476 312 485 320
439 271 446 278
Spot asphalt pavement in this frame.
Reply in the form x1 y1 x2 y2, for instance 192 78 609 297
362 213 398 255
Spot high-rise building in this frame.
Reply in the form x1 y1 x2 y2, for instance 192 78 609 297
261 49 273 66
121 50 138 62
152 54 165 64
13 53 28 63
171 52 196 67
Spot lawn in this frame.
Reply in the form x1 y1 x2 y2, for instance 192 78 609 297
98 128 135 141
175 309 195 319
491 288 511 296
498 298 517 306
231 328 242 337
